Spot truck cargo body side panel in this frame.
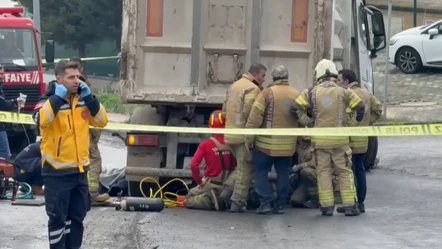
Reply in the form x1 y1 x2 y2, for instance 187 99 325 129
124 0 324 104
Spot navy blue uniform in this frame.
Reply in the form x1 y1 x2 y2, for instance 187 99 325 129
13 141 43 186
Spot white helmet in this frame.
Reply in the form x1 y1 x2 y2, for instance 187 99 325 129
314 59 338 81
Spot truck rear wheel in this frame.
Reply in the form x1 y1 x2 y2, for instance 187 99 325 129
364 137 378 171
126 106 166 197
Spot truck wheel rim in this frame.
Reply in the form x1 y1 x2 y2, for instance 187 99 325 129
399 51 417 72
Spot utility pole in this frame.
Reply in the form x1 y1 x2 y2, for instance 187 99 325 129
32 0 41 49
383 0 393 119
413 0 417 27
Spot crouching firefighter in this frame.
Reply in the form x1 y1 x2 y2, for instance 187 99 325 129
13 141 44 195
185 110 237 211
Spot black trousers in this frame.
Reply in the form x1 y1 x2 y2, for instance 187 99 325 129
44 173 90 249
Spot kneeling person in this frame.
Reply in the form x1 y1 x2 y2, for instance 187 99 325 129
185 110 237 211
13 141 44 195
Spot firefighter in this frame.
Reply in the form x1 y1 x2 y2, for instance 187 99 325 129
69 57 110 203
185 110 237 211
12 141 44 195
245 65 300 214
293 59 365 216
33 60 108 249
336 69 382 213
290 137 341 208
222 63 267 213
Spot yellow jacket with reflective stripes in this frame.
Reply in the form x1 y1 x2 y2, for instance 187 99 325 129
245 80 300 156
222 73 261 144
346 82 382 154
34 93 108 176
294 79 364 149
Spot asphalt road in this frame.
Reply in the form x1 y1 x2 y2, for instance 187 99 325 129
1 136 442 249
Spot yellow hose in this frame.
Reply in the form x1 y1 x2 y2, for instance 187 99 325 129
139 177 190 208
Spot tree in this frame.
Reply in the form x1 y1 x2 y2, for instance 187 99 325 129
13 0 122 57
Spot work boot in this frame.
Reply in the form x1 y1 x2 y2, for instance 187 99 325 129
272 204 284 214
337 204 360 216
230 201 247 213
90 192 110 202
302 201 319 209
256 203 273 214
32 185 44 195
358 203 365 213
320 206 334 216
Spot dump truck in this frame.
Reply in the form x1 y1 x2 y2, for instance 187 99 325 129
119 0 386 196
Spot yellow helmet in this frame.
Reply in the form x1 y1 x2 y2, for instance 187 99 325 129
314 59 338 81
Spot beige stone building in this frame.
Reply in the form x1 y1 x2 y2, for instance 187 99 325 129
366 0 442 35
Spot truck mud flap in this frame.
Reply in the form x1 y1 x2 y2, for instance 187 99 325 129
364 136 378 171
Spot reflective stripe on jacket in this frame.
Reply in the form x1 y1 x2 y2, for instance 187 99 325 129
222 73 261 144
346 82 383 154
294 79 364 149
34 93 108 176
245 80 300 156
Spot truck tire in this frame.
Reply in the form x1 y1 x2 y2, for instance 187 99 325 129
127 106 166 197
364 136 378 171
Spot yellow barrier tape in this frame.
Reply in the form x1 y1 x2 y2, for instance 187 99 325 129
2 111 441 137
42 56 119 64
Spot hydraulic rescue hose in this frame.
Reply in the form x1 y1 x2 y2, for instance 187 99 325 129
3 182 33 200
139 177 190 208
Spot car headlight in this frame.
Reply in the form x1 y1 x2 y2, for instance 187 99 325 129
389 37 399 46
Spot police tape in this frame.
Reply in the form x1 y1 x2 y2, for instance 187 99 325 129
1 111 441 137
42 56 119 64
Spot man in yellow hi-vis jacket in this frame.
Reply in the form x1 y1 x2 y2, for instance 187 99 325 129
222 63 266 213
337 69 382 214
33 60 108 249
293 59 365 217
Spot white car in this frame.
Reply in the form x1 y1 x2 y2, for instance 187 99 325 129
388 19 442 74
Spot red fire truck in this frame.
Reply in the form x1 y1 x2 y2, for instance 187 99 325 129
0 7 54 157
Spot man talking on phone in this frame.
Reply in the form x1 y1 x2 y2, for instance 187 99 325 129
33 60 108 249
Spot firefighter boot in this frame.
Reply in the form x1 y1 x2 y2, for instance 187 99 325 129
320 206 334 216
230 201 247 213
90 192 110 202
302 195 319 209
336 204 360 216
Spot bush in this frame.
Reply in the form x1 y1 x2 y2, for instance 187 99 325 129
96 92 137 114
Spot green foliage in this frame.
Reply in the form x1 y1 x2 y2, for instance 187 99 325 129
13 0 122 56
96 92 137 115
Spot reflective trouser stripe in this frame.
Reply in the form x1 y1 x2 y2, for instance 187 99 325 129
49 220 71 245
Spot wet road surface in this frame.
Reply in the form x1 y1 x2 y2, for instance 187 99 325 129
1 136 442 249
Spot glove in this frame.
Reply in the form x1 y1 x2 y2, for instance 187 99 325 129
55 84 68 98
79 82 92 98
292 165 299 173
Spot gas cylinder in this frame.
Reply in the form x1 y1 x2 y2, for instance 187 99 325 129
115 197 165 212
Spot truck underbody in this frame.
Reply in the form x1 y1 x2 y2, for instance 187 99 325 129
119 0 386 196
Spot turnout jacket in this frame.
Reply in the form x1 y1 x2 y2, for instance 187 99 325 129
346 82 382 154
33 85 108 176
222 73 261 144
294 79 365 149
245 80 300 157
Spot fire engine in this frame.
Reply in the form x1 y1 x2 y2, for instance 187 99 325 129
0 6 54 157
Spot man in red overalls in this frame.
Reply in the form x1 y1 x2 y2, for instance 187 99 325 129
185 110 237 211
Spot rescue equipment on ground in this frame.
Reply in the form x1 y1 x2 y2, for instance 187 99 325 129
0 158 37 202
115 197 165 212
0 110 440 137
138 177 190 208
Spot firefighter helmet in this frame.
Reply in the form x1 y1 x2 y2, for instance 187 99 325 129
314 59 338 81
209 110 225 128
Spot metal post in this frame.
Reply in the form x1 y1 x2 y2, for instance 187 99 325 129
32 0 41 48
413 0 417 27
382 0 392 119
